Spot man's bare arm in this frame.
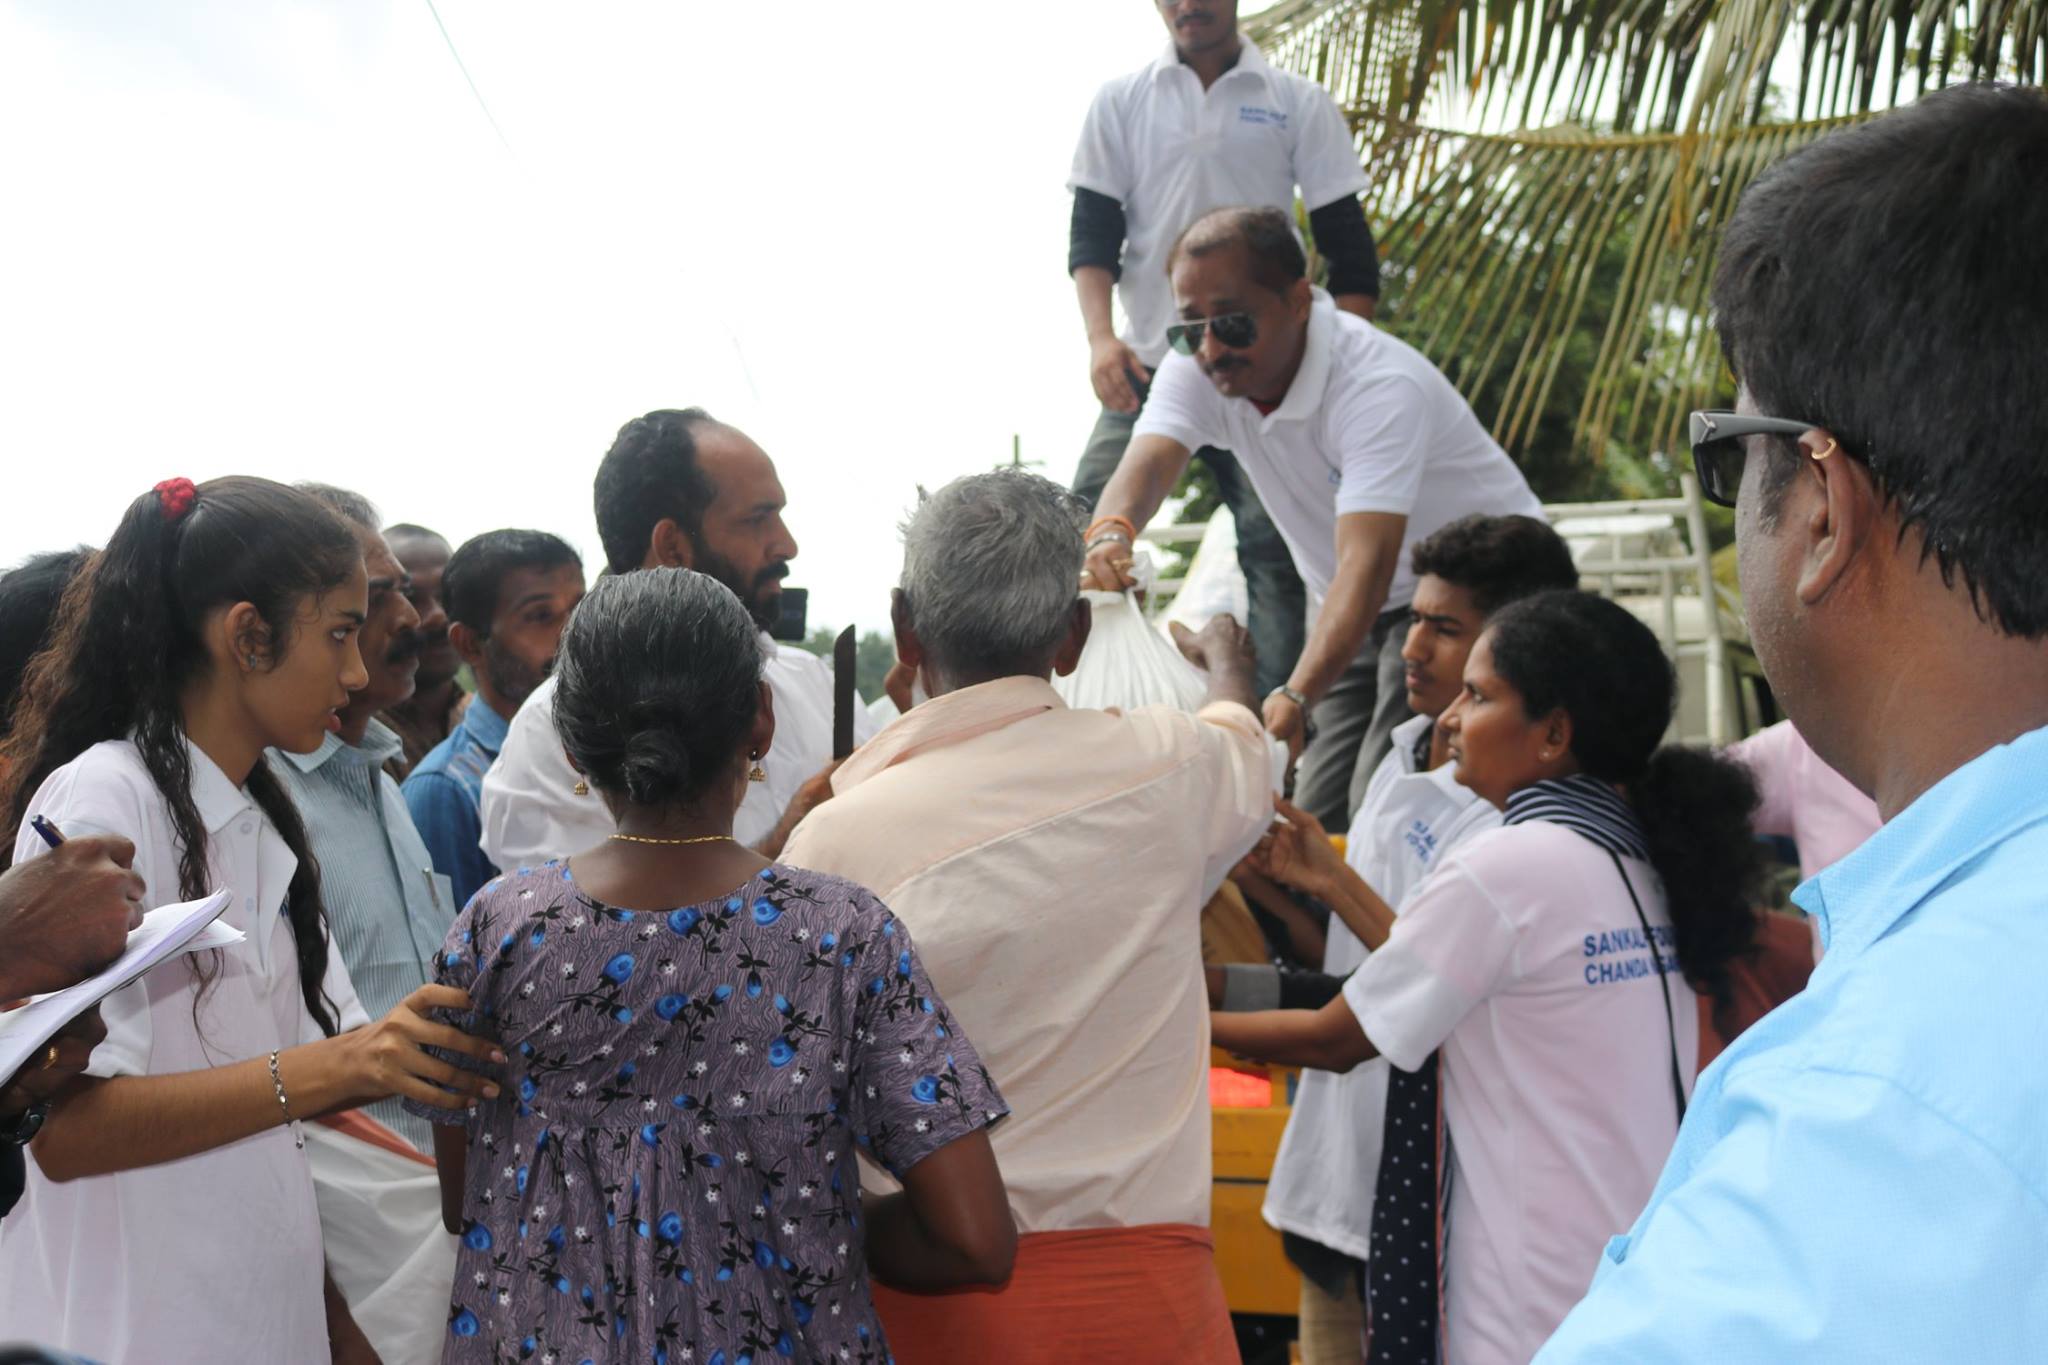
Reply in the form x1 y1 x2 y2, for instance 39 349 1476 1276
1081 434 1194 591
1264 511 1406 751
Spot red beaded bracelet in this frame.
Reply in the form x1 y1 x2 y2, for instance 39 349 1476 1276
1085 514 1138 544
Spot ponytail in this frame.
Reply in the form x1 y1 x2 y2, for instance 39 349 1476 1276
0 476 358 1036
1632 746 1765 1006
247 763 342 1037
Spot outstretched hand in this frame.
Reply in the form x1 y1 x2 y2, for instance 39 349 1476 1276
1168 615 1253 673
335 984 505 1111
1247 794 1342 894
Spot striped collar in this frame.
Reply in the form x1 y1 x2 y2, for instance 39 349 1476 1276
1503 772 1651 862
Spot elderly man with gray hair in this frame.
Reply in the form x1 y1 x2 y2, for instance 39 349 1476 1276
781 468 1280 1363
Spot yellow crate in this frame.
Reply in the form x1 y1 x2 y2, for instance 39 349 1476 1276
1212 1079 1301 1318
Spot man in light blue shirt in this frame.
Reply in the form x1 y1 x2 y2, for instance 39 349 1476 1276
275 486 457 1152
1538 84 2048 1359
403 529 584 908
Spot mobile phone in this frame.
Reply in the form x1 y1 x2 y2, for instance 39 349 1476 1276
771 586 809 642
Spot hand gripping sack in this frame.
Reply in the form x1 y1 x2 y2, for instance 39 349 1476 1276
1051 584 1210 715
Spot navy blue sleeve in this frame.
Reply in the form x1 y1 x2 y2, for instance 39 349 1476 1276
0 1143 23 1219
1308 195 1380 299
1279 967 1351 1011
1069 187 1127 280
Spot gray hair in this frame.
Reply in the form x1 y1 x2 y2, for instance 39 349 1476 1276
296 482 381 532
898 470 1088 684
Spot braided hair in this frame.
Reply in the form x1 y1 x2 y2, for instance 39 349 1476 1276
0 476 361 1035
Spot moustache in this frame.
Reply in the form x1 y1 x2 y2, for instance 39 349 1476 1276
1202 356 1248 378
385 630 423 665
755 562 790 589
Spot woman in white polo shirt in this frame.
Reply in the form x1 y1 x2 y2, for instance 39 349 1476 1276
1214 590 1765 1365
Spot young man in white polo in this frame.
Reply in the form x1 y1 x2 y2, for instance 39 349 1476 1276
1085 205 1542 828
1067 0 1380 698
1210 513 1582 1361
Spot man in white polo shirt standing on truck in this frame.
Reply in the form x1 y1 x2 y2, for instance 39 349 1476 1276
1068 0 1381 699
1085 205 1541 827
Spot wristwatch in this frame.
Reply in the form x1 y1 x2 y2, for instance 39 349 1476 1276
1266 686 1319 744
1 1101 49 1145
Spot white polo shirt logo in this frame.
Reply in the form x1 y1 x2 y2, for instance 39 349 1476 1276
1067 39 1371 365
1582 923 1680 987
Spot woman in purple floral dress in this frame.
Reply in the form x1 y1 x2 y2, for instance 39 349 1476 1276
411 568 1014 1365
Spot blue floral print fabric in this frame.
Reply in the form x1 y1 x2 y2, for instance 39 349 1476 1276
406 861 1007 1364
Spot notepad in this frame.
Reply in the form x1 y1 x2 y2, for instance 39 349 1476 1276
0 890 242 1080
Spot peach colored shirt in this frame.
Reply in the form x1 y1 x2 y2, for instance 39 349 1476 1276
781 677 1278 1232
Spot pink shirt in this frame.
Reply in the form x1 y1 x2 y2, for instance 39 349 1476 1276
780 677 1277 1232
1730 722 1882 878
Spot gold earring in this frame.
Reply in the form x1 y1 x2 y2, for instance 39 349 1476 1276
572 779 589 796
1811 438 1838 461
748 753 766 783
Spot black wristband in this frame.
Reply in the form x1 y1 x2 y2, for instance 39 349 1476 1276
1307 196 1381 299
1069 187 1128 279
0 1101 49 1145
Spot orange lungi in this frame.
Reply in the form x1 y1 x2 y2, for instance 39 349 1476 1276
873 1223 1239 1365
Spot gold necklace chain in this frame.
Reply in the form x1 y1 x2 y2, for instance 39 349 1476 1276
606 832 735 847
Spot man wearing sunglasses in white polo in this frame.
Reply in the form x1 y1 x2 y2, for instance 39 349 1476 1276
1086 205 1539 827
1066 0 1381 704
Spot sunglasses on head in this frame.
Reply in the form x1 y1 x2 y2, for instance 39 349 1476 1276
1165 311 1258 356
1688 410 1840 508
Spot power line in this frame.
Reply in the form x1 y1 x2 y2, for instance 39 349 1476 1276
422 0 518 161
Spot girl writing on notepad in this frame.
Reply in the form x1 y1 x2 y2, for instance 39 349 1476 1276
0 476 503 1364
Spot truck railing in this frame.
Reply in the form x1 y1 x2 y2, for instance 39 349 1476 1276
1141 472 1755 744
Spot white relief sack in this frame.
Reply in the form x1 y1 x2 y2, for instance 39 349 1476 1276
1053 555 1210 714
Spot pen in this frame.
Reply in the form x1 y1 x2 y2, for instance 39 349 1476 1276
30 815 65 849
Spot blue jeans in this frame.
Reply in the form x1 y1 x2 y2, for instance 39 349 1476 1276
1289 607 1416 830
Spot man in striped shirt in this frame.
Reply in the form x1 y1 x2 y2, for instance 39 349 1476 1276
267 483 455 1152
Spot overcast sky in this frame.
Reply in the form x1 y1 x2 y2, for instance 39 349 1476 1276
0 1 1275 633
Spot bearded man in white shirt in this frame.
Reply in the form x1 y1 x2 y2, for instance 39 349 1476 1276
480 408 873 869
1086 205 1542 830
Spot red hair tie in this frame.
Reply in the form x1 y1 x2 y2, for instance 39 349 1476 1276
153 477 198 523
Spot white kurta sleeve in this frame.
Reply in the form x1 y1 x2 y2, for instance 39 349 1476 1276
1189 701 1286 901
478 678 614 871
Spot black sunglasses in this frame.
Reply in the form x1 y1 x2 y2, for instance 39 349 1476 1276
1688 409 1836 508
1165 311 1258 356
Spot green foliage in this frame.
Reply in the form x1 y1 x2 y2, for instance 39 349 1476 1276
1250 1 2043 488
795 626 895 703
1373 208 1731 507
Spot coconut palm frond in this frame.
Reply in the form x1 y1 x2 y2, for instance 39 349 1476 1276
1364 112 1860 467
1253 0 2046 131
1247 0 2046 472
1256 0 1717 133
